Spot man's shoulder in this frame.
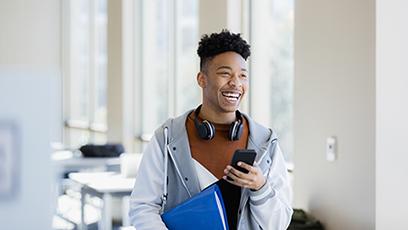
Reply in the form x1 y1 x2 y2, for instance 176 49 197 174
243 114 275 138
153 109 193 143
242 114 279 155
161 110 192 130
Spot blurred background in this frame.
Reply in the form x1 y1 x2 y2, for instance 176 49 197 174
0 0 407 229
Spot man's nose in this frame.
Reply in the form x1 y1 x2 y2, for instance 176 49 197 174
229 74 242 87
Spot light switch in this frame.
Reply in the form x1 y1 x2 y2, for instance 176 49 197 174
326 136 337 162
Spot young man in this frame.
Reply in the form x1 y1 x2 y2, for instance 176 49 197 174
129 30 293 230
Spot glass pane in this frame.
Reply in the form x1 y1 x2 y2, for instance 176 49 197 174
69 0 91 121
92 132 107 144
251 0 294 161
175 0 200 115
94 0 107 125
67 128 90 148
141 0 171 134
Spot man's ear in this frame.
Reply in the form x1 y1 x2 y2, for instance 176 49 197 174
197 72 207 88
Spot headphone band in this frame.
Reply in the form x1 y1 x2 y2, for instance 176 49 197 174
194 105 242 123
193 105 243 141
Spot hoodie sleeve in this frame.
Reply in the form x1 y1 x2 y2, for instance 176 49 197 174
128 135 168 230
248 143 293 230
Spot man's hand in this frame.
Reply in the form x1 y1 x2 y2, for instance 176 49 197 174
223 161 266 190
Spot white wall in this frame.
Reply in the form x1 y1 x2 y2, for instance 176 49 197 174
0 0 61 74
199 0 228 35
294 0 375 229
0 0 61 229
199 0 244 35
376 0 408 229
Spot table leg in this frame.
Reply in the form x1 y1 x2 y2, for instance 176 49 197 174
122 196 130 226
80 186 87 230
99 193 112 230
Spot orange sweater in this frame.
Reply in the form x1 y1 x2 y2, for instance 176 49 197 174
186 111 249 179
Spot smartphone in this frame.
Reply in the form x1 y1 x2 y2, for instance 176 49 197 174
230 149 257 174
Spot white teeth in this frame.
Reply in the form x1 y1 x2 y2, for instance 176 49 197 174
222 92 240 103
222 92 240 98
226 96 238 101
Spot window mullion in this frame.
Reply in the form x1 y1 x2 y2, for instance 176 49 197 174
89 0 98 141
168 0 176 117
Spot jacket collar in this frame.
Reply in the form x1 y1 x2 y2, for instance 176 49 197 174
169 109 276 147
166 109 277 195
242 112 277 162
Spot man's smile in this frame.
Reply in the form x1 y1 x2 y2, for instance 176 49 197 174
221 91 242 102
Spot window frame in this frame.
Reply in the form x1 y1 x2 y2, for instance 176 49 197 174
62 0 108 148
133 0 199 151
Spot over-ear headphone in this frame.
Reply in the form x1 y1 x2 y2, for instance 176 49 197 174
193 105 243 141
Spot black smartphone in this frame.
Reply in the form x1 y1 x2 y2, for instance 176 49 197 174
230 149 257 174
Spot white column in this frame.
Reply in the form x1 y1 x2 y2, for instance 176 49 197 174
107 0 134 152
376 0 408 228
198 0 244 35
0 0 61 229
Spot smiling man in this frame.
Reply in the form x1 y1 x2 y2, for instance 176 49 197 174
129 30 293 230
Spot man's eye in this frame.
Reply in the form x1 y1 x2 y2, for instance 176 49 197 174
241 74 248 78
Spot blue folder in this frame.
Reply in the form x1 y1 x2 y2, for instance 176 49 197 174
161 183 229 230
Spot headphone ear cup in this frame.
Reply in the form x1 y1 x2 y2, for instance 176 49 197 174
235 122 243 140
193 105 215 140
229 121 243 141
201 120 215 140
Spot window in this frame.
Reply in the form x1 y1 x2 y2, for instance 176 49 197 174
61 0 292 157
62 0 108 148
139 0 171 136
250 0 294 161
175 0 201 114
134 0 199 150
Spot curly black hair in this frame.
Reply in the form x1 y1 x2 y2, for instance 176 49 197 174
197 29 251 71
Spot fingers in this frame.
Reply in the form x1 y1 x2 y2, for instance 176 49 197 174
222 173 253 188
223 175 248 187
226 165 252 180
236 161 257 174
223 164 263 189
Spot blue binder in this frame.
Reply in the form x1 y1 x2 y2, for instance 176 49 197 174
161 183 229 230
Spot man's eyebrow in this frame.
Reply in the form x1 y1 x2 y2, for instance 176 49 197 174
216 66 248 72
216 66 232 71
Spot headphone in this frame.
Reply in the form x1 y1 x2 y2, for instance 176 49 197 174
193 105 243 141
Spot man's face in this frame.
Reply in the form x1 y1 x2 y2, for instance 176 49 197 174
198 51 249 114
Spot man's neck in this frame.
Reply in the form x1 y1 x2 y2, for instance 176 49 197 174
199 104 236 124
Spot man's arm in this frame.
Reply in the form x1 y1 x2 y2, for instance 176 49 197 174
223 143 293 229
128 135 168 230
247 144 293 229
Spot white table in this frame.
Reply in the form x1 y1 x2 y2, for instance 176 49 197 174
69 172 136 230
52 151 121 173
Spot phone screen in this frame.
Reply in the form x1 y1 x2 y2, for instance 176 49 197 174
230 149 257 174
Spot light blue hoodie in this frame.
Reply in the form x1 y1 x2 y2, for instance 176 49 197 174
129 109 293 229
